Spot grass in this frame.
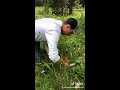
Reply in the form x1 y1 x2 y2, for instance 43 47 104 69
35 6 85 90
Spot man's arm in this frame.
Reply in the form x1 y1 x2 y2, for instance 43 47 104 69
45 30 70 67
44 43 70 66
44 42 69 67
44 42 49 54
45 30 61 62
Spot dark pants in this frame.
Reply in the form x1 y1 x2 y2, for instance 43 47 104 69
35 41 41 63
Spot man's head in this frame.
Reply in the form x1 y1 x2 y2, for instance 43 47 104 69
61 18 78 35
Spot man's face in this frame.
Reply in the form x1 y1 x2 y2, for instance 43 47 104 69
61 23 74 35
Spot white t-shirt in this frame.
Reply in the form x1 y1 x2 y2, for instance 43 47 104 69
35 18 62 62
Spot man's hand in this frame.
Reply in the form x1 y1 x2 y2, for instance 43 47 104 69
55 56 71 67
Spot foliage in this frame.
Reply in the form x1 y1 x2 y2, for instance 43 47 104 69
35 6 85 90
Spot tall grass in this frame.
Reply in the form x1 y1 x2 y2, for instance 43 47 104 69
35 6 85 90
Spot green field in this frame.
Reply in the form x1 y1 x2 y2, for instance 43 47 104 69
35 7 85 90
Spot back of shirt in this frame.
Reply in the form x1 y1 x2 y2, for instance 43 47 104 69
35 18 62 41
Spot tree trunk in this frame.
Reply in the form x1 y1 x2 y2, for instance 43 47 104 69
68 0 73 14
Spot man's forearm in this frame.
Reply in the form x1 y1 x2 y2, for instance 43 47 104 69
44 43 49 54
44 42 69 67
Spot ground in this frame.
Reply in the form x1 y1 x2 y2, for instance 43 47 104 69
35 7 85 90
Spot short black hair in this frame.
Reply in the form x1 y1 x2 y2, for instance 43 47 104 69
65 18 78 30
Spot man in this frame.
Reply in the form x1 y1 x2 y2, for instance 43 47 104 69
35 18 78 66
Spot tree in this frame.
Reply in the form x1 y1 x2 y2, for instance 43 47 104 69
49 0 75 16
49 0 63 15
67 0 76 14
80 0 85 7
42 0 84 15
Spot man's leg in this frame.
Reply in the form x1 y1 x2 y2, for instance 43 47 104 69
35 41 41 63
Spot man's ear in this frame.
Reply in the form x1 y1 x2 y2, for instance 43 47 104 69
66 24 71 29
